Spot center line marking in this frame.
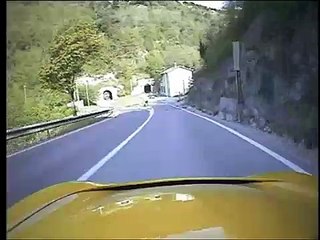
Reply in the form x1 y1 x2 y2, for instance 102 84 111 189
77 107 154 181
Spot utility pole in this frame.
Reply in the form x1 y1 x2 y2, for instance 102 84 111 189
130 78 133 94
182 78 186 95
75 82 80 101
23 85 27 104
85 80 90 106
233 41 244 122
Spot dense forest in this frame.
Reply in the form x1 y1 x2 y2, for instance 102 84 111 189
7 1 225 128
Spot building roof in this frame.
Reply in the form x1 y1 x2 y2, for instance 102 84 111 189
160 65 193 75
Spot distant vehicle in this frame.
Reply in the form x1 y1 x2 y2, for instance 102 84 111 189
7 171 317 239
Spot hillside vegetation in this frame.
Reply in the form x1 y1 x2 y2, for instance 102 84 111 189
7 1 224 128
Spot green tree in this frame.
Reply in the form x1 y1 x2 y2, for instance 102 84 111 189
22 88 74 124
163 45 201 68
7 85 73 128
145 50 165 79
94 1 221 74
82 38 112 75
117 59 135 94
7 1 97 128
39 20 104 115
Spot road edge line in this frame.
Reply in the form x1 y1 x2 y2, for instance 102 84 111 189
77 107 155 181
169 104 311 175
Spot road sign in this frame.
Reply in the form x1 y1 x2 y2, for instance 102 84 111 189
232 41 240 71
232 41 244 122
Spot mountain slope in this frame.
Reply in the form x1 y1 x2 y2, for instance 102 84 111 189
7 1 224 128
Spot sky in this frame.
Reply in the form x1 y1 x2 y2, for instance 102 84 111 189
181 1 226 10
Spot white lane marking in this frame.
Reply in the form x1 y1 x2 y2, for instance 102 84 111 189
7 109 149 158
169 104 311 175
77 107 155 181
7 118 113 158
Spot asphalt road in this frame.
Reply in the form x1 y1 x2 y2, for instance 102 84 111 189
7 104 303 208
7 110 148 208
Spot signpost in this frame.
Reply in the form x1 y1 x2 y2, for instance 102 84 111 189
23 85 27 104
233 41 240 71
232 41 244 122
75 82 80 101
85 80 90 106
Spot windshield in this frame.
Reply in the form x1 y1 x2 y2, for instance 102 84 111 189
7 1 318 209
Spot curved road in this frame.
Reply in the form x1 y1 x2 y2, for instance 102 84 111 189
7 104 311 208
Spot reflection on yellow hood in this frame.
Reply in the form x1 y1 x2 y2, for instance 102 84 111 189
7 171 318 239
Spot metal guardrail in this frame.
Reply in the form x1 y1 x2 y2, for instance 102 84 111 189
6 108 113 141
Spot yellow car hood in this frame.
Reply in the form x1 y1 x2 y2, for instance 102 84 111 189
7 172 318 239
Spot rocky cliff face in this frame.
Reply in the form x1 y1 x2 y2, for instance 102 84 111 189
188 4 318 148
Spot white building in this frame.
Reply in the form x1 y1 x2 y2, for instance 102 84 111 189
131 78 154 95
159 66 193 97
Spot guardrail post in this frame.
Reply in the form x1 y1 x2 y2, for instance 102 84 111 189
46 129 51 138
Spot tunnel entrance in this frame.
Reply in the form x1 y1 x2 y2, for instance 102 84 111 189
144 84 151 93
103 90 113 100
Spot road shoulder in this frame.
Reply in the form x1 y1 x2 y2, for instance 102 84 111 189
172 101 318 176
